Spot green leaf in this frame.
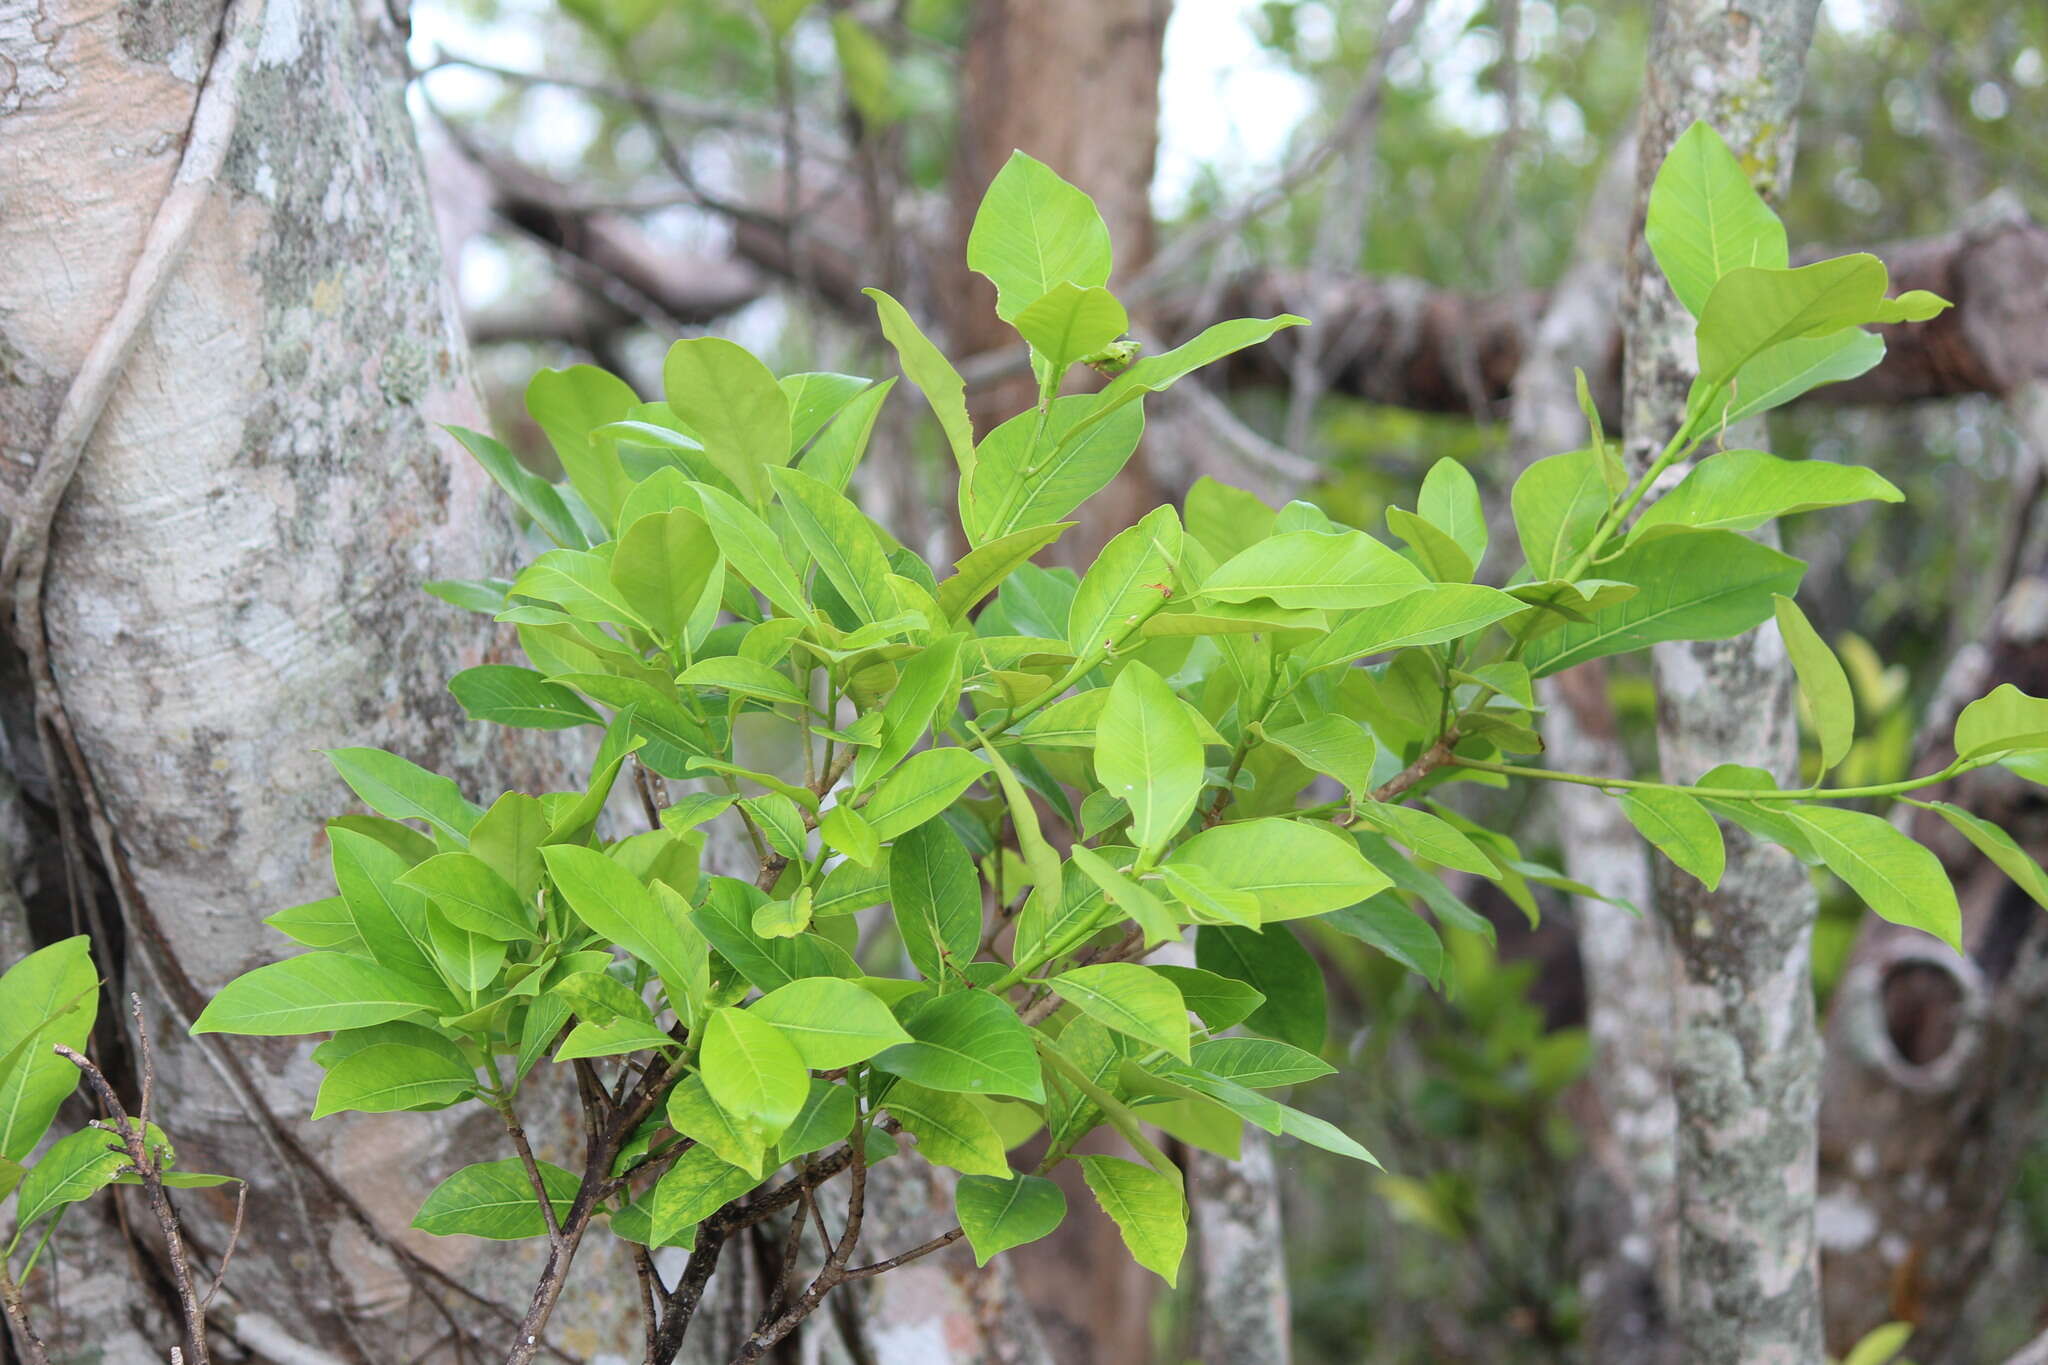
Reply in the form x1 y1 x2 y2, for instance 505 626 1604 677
1199 530 1425 611
1062 316 1307 441
1695 254 1945 394
540 845 700 997
1912 801 2048 913
610 507 721 642
865 749 989 841
1700 329 1887 427
1079 1155 1185 1286
397 852 533 941
694 483 818 625
1619 789 1726 890
264 896 361 950
192 953 448 1035
0 936 98 1161
1512 448 1608 580
798 377 894 492
1841 1322 1915 1365
967 152 1112 322
819 803 880 867
888 818 982 982
527 365 637 532
873 991 1045 1102
446 426 584 549
1158 863 1261 929
768 465 895 624
413 1158 578 1240
449 665 601 731
1352 803 1494 877
1169 820 1389 921
1051 964 1190 1061
1785 805 1962 950
1195 925 1325 1051
1068 505 1183 656
955 1172 1068 1266
1293 584 1525 675
678 656 810 710
965 398 1146 547
312 1042 474 1118
1523 530 1805 677
747 978 912 1069
778 1079 859 1161
1275 1101 1379 1165
1954 684 2048 760
1418 457 1488 565
751 891 813 940
324 748 481 842
1386 506 1473 582
1324 894 1444 983
1096 662 1204 858
1149 965 1265 1032
12 1127 140 1233
864 289 974 478
781 372 871 452
666 1073 771 1177
662 338 791 505
1630 451 1902 542
831 13 898 125
1773 596 1855 771
1069 844 1182 948
1261 717 1376 799
1191 1036 1334 1088
936 523 1073 621
1353 830 1495 945
858 635 966 789
651 1145 759 1246
884 1081 1010 1176
1644 120 1789 316
1014 283 1129 375
701 1005 809 1134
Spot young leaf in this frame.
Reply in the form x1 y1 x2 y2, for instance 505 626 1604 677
397 852 533 942
746 978 912 1069
324 748 482 842
1079 1154 1186 1286
0 937 99 1162
1773 595 1855 771
1169 819 1389 921
650 1146 757 1245
967 152 1113 321
1619 789 1726 890
1199 530 1425 611
1149 965 1266 1032
312 1042 475 1118
1911 801 2048 912
965 398 1146 546
936 523 1074 621
1261 717 1376 799
701 1006 809 1134
540 845 699 997
768 465 896 624
865 289 975 477
11 1127 133 1233
1293 583 1525 675
1014 283 1129 375
865 749 989 841
1785 805 1962 950
662 337 791 505
1068 844 1182 948
446 426 584 548
872 991 1045 1102
1158 863 1261 929
1695 254 1945 394
798 377 895 491
1067 505 1183 657
1051 964 1190 1061
1953 684 2048 761
1096 662 1204 858
1418 457 1488 566
1191 1037 1335 1088
527 365 637 532
1629 451 1901 542
449 666 601 731
191 953 449 1036
1351 803 1494 877
955 1172 1068 1266
667 1073 772 1177
694 484 819 626
609 507 721 642
1644 120 1790 316
1512 448 1607 580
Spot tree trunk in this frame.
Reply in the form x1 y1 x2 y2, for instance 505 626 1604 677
0 0 606 1357
1623 3 1825 1361
1815 374 2048 1362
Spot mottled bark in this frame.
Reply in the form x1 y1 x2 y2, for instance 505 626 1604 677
1504 132 1682 1363
1187 1133 1290 1365
0 0 610 1357
1816 381 2048 1362
1623 3 1824 1362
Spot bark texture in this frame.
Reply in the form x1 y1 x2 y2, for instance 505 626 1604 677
1624 3 1824 1362
1187 1132 1290 1365
0 0 607 1357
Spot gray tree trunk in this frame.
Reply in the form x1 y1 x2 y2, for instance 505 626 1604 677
0 0 613 1358
1623 3 1825 1361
